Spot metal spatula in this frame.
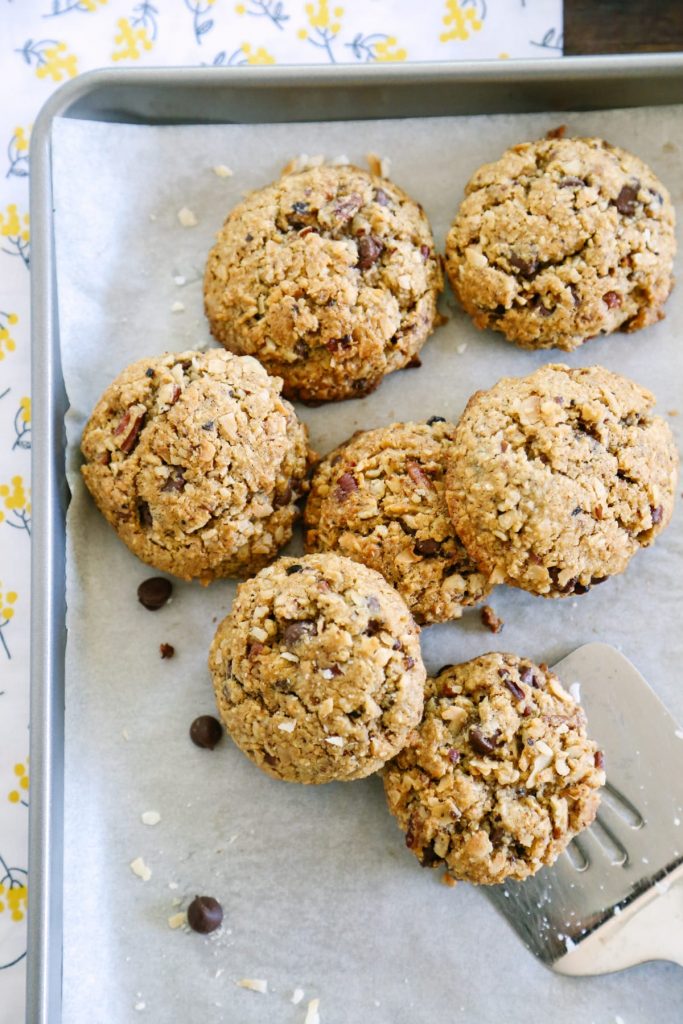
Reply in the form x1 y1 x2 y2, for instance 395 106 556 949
485 642 683 975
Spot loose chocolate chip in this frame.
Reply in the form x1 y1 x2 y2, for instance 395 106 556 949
375 188 390 206
469 727 496 756
603 291 622 309
283 620 317 645
189 715 223 750
357 235 384 270
162 467 186 493
137 577 172 610
427 415 446 425
138 501 153 528
335 472 358 500
614 183 639 216
509 253 539 278
502 675 525 702
558 176 586 188
201 421 215 431
651 504 664 524
595 750 606 770
160 643 175 659
286 564 303 575
414 538 440 557
187 895 223 935
145 368 155 378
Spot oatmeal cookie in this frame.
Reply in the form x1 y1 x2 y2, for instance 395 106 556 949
81 350 311 582
209 553 425 784
445 364 678 597
383 653 605 884
304 420 490 624
445 137 675 351
204 163 443 403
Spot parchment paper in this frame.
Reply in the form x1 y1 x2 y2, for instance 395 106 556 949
52 108 683 1024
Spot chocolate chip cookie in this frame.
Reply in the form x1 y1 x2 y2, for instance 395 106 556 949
383 653 605 884
304 421 490 624
209 553 425 784
445 364 678 597
445 137 675 350
81 350 312 582
204 163 443 403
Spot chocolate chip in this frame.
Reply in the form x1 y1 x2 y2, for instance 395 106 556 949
273 484 293 508
285 564 303 575
427 416 446 425
469 727 496 756
189 715 222 750
357 235 384 270
520 667 540 688
292 200 309 214
283 620 317 645
245 233 254 242
537 302 554 317
414 538 440 557
326 334 352 353
335 472 358 501
137 577 172 610
447 748 461 764
201 421 215 431
138 501 153 528
187 895 223 934
365 618 383 637
569 285 581 308
420 244 431 261
591 575 608 585
160 643 175 659
404 656 416 670
603 290 622 309
375 188 389 206
558 176 586 188
405 355 422 369
294 340 310 358
574 582 591 595
651 504 664 524
615 183 639 216
571 506 582 516
509 253 538 278
480 605 503 634
145 368 155 378
162 467 186 493
501 673 525 702
595 750 605 770
419 842 442 868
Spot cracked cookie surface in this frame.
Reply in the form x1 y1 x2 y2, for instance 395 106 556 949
445 364 678 597
304 421 490 624
445 137 675 351
383 653 605 884
204 163 443 403
209 553 425 784
81 349 311 582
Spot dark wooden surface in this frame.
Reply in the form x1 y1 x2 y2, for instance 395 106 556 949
565 0 683 55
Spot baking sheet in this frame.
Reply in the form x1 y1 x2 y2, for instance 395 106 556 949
52 107 683 1024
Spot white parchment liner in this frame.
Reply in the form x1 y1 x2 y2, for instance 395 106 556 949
53 109 683 1024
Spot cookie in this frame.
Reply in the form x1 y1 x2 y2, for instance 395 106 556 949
204 163 443 403
81 350 311 582
383 653 605 884
209 553 425 784
304 420 490 624
445 364 678 597
445 137 675 351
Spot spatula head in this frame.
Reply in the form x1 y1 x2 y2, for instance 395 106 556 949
485 642 683 974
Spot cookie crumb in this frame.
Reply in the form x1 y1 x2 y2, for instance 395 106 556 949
305 998 321 1024
134 1001 146 1012
160 643 175 659
441 872 457 888
291 988 305 1005
168 912 186 929
177 207 198 227
213 165 233 178
546 124 567 139
456 342 468 355
480 605 504 633
170 301 185 314
236 979 268 994
130 857 152 882
569 682 581 704
366 151 391 178
668 409 679 417
141 811 161 826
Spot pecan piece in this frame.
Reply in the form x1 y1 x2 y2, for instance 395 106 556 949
113 404 146 454
406 461 433 489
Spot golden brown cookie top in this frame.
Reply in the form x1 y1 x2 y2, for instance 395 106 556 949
383 652 605 884
445 363 678 597
81 349 311 581
204 163 443 403
209 552 425 784
305 420 490 624
445 137 675 351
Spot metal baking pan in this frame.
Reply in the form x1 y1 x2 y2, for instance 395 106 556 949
29 55 683 1023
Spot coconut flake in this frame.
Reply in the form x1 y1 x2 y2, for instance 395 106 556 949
141 811 161 826
325 736 344 747
291 988 305 1005
213 165 234 178
130 857 152 881
569 682 581 704
278 720 296 733
168 912 186 929
170 301 185 313
236 978 268 994
177 207 198 227
305 998 321 1024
